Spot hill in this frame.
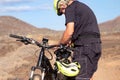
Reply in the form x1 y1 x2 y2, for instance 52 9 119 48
0 16 39 35
0 16 62 38
99 16 120 33
1 15 120 35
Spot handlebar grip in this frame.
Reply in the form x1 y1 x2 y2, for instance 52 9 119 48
9 34 24 39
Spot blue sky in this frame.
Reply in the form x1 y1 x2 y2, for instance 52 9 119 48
0 0 120 30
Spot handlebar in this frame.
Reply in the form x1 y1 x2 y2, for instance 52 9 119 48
9 34 74 50
9 34 59 49
9 34 24 39
9 34 74 60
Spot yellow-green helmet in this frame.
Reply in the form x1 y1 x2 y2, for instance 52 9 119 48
56 61 81 77
53 0 70 16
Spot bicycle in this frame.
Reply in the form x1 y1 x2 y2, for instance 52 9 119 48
9 34 80 80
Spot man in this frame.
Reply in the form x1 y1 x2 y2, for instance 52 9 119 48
54 0 101 80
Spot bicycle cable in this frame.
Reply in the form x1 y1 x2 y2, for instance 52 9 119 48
46 48 53 60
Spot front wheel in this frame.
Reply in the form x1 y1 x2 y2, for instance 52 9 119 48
32 74 41 80
56 73 67 80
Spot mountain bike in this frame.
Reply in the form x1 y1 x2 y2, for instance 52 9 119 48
9 34 75 80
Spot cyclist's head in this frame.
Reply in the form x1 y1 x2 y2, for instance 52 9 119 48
56 61 81 77
53 0 71 16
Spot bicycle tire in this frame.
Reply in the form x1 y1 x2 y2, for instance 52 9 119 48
32 74 41 80
56 73 67 80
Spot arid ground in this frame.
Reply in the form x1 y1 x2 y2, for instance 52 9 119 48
0 16 120 80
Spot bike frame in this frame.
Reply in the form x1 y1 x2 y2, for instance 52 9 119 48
9 34 68 80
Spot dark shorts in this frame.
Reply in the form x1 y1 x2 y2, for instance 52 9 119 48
67 43 101 80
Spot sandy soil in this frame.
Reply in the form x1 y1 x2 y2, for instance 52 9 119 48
0 34 120 80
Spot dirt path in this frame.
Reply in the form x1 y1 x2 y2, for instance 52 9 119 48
0 45 38 80
94 57 120 80
0 34 120 80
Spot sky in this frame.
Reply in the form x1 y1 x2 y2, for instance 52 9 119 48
0 0 120 30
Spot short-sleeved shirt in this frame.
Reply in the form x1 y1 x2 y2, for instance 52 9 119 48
65 1 101 45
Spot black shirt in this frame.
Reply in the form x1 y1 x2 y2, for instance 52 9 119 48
65 1 101 45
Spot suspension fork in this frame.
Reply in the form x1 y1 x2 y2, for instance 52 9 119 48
37 47 44 67
29 47 45 80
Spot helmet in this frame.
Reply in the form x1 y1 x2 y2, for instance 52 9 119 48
53 0 70 16
56 61 81 77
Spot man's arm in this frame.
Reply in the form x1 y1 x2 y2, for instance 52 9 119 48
60 22 74 44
